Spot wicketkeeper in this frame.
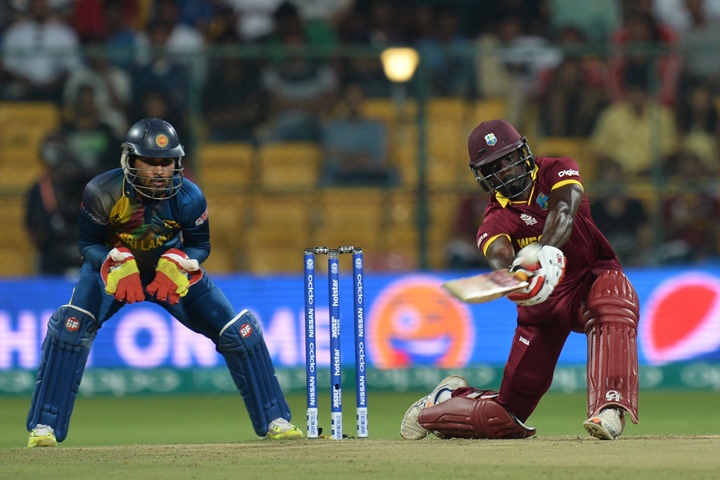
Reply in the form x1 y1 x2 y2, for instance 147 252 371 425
27 118 303 447
401 119 639 441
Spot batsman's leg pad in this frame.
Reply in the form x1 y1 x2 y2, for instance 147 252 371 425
418 389 536 439
26 305 98 442
583 270 640 423
217 309 291 437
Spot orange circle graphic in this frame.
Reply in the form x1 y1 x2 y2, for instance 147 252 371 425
368 275 474 368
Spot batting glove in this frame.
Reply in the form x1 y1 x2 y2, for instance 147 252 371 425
146 248 203 305
507 244 566 306
101 247 145 303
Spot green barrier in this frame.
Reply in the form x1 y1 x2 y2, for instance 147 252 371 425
2 363 719 397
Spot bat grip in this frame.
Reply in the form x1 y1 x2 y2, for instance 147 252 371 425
513 270 529 281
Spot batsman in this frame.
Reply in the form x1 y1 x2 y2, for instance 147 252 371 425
26 118 302 447
401 119 639 441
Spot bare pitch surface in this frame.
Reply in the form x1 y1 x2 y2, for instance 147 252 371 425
2 391 720 478
2 436 720 479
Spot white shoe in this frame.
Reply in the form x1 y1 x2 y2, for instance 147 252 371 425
265 418 303 440
583 407 625 440
27 424 57 448
400 375 468 440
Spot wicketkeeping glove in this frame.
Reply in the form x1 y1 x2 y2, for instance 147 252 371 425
145 248 203 305
101 247 145 303
507 244 566 306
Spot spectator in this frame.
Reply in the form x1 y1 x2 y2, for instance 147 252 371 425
444 194 489 270
674 0 720 87
293 0 352 46
589 62 678 176
202 56 267 143
61 84 120 179
589 159 651 266
224 0 284 42
136 0 206 86
258 31 338 143
25 133 84 277
673 80 720 174
1 0 82 102
62 37 132 138
98 0 141 70
658 151 720 264
260 0 334 46
474 15 562 129
546 0 622 44
607 8 681 107
414 5 474 98
131 20 191 116
537 26 608 137
204 3 243 44
320 82 397 186
653 0 720 35
335 0 410 97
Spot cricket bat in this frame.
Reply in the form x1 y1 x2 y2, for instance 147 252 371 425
442 269 529 304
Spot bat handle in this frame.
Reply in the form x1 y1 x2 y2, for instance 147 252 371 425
513 270 529 281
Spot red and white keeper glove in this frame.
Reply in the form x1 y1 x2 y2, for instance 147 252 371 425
101 247 145 303
506 244 566 306
145 248 203 305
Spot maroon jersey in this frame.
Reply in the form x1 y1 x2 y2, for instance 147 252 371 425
476 156 620 295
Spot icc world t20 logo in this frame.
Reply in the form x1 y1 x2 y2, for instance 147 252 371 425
368 275 474 368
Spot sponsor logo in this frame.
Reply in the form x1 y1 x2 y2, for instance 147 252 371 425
239 323 253 338
557 169 579 177
195 207 209 226
368 275 474 368
519 336 530 346
605 390 621 402
520 213 537 226
641 272 720 365
156 134 169 148
476 232 488 248
65 317 80 332
536 192 549 210
485 133 497 146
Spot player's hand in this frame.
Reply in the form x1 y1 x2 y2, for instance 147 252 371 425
101 247 145 303
146 248 203 305
507 244 566 306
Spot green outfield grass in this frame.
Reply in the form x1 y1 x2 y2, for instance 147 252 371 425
2 390 719 479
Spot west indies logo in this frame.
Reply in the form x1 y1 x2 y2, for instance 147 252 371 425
640 272 720 365
368 275 474 368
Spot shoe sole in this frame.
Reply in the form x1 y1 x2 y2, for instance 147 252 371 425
28 438 57 448
583 418 617 440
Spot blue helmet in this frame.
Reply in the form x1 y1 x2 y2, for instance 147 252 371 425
120 118 185 199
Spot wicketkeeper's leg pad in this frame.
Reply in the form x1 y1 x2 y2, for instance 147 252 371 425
26 305 98 442
583 270 640 423
418 388 536 439
217 309 291 437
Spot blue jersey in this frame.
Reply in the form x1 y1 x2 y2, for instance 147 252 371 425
78 168 210 273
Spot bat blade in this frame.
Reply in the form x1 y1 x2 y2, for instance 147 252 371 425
442 269 528 304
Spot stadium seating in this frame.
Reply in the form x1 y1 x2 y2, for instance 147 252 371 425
0 102 61 194
197 142 256 191
257 142 322 189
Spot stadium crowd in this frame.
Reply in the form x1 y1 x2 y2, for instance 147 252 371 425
3 0 720 273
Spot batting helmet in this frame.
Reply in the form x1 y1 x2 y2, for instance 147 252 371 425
467 119 535 199
120 118 185 199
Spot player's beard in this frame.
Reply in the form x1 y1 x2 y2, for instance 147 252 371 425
499 175 530 198
139 175 171 198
